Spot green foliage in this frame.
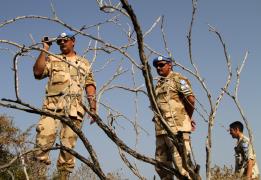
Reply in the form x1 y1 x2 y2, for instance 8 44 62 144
0 115 26 180
0 115 18 147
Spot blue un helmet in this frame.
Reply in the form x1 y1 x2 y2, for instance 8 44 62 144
57 30 75 39
152 56 172 67
56 30 75 45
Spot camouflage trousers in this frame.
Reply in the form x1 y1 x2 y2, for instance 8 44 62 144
238 174 260 180
155 133 192 180
240 175 260 180
35 114 82 173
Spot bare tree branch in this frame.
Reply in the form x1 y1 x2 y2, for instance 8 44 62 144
0 99 104 176
120 0 201 179
223 51 255 152
118 148 146 180
1 1 256 179
0 98 183 179
205 24 233 179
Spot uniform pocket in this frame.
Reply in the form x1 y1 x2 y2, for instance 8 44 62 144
51 62 69 84
47 62 70 96
52 74 66 84
164 112 183 127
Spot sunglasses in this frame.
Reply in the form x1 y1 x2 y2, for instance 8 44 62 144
155 63 168 68
56 37 70 45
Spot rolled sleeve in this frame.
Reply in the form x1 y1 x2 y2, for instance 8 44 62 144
85 70 96 87
80 57 96 88
36 57 51 79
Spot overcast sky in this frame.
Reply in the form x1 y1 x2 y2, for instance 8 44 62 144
1 0 260 179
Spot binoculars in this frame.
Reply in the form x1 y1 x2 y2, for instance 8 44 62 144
43 36 71 46
43 37 54 46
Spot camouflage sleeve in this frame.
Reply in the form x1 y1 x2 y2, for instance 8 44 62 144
86 70 96 87
37 56 51 79
81 58 96 87
242 140 255 160
178 76 194 97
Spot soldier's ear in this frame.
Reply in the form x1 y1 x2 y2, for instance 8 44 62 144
167 62 172 68
71 38 75 47
235 127 240 133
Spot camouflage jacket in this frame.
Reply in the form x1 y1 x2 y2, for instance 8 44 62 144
154 71 194 136
37 54 95 119
234 135 259 178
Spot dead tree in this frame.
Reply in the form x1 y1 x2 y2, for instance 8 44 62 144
0 0 256 180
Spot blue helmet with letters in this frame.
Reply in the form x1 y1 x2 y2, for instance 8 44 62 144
152 56 172 67
57 30 75 39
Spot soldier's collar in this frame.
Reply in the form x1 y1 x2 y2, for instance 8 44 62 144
237 135 245 145
159 71 173 80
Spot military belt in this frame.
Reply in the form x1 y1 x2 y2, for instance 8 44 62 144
47 109 84 119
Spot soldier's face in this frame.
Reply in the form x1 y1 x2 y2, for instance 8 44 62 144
229 128 239 139
58 38 75 54
155 61 172 77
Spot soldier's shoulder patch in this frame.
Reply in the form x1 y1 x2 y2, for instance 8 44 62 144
180 79 186 85
242 144 249 154
242 142 248 148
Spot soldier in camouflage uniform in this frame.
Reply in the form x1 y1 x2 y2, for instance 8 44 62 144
153 56 195 180
33 30 96 179
229 121 260 179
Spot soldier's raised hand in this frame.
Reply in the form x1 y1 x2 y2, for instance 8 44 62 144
42 36 52 50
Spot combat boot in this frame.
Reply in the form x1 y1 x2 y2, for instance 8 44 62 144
59 170 70 180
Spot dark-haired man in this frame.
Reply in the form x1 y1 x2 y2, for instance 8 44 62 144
229 121 259 179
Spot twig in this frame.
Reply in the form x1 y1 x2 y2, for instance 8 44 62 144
94 58 114 73
118 147 146 180
90 25 99 68
20 154 29 180
96 61 127 106
50 0 58 19
99 102 150 135
206 24 233 179
160 15 172 58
